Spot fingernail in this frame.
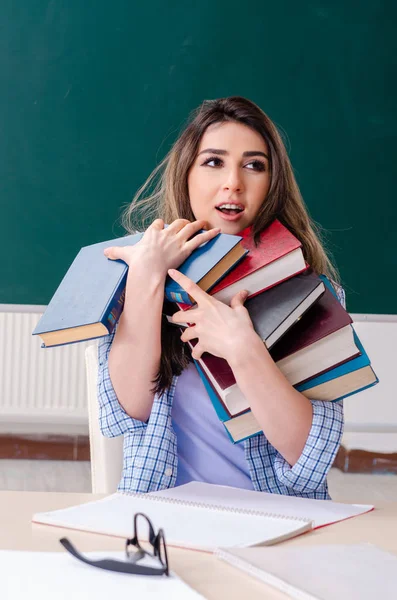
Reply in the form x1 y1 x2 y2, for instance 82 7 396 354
168 269 176 276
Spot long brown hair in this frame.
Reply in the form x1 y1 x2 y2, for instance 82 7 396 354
121 96 340 395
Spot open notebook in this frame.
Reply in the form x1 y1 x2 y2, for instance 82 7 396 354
216 543 397 600
32 482 373 552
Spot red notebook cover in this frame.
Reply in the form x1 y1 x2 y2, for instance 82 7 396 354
194 286 357 394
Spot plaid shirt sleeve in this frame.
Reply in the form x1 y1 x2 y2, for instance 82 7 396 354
97 323 179 492
97 323 178 493
272 283 346 493
273 399 344 492
97 323 147 438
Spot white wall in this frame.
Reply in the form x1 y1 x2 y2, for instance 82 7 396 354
343 315 397 452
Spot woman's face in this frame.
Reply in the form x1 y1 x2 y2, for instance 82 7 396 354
187 121 271 234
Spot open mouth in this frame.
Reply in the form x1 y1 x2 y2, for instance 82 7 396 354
215 204 245 216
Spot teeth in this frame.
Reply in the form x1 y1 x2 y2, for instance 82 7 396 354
218 204 243 211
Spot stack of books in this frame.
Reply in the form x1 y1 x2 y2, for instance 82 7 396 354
164 220 379 443
33 221 378 443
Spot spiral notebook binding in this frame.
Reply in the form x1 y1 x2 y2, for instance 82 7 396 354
118 490 312 525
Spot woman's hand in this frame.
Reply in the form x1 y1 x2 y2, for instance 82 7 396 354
169 269 259 364
103 219 221 278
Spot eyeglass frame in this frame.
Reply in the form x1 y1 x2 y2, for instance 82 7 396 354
59 511 169 577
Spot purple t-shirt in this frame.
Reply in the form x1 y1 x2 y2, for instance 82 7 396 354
172 361 254 490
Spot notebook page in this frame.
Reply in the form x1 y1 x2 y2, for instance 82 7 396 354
2 550 204 600
33 492 311 551
153 482 374 528
216 544 397 600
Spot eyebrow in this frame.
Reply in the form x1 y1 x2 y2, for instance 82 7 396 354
197 148 269 159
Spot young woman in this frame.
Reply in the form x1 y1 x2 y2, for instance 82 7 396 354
98 96 345 499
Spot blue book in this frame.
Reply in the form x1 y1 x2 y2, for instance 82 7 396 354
164 232 247 304
32 233 143 348
33 229 246 348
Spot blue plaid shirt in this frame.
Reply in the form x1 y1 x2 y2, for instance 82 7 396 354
98 287 346 500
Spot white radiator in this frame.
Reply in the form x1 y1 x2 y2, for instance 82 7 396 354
0 305 93 434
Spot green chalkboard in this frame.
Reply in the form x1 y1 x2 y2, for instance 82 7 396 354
2 1 396 313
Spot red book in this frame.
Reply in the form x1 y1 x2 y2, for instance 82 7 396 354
192 286 360 417
176 220 307 311
210 220 307 304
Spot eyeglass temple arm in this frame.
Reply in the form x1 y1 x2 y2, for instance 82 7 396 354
59 538 165 576
133 512 158 546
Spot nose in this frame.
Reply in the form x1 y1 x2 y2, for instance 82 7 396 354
223 166 244 194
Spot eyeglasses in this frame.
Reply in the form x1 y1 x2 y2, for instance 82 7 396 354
59 512 169 576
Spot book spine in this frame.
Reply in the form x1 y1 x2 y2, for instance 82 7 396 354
164 286 193 305
205 248 249 293
193 360 231 421
102 273 128 333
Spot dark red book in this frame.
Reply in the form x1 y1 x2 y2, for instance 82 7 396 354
176 220 307 311
192 284 360 417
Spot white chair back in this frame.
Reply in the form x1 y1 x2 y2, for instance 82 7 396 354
85 343 123 494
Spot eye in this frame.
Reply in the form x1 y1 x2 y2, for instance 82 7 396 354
245 160 266 172
201 156 267 172
201 156 223 167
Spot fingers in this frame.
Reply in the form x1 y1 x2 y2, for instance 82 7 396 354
177 219 217 242
168 270 210 306
175 219 205 238
191 343 204 360
230 289 249 309
180 325 198 343
148 218 165 230
103 246 129 261
172 308 198 325
165 218 192 234
184 226 221 253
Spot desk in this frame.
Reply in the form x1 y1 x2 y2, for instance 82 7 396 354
1 492 397 600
